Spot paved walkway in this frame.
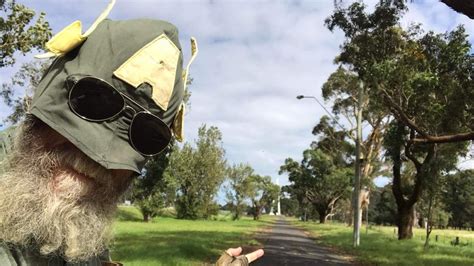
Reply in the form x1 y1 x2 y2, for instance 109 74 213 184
252 217 354 266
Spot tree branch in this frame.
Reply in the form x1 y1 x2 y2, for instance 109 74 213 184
391 143 406 209
380 88 429 139
404 130 422 170
412 132 474 144
407 144 436 207
380 87 474 144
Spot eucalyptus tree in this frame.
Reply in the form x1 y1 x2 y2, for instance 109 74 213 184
246 174 279 220
280 117 353 223
379 26 472 239
321 67 388 187
326 0 473 239
281 184 311 221
130 146 176 222
226 163 254 220
281 149 352 223
170 125 227 220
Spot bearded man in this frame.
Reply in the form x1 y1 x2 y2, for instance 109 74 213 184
0 2 263 265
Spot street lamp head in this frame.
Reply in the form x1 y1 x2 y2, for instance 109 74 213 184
296 95 304 100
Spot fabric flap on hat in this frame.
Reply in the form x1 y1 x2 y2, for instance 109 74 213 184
35 0 116 59
172 102 185 142
113 34 180 111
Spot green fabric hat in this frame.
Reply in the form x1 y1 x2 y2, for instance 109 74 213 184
30 19 185 174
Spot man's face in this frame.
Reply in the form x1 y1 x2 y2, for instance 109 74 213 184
40 121 134 197
0 117 134 262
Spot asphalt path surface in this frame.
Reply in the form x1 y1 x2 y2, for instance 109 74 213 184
252 217 354 266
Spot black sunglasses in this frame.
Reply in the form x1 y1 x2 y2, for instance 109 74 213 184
66 75 171 156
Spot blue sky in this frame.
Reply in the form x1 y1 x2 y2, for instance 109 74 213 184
2 0 474 188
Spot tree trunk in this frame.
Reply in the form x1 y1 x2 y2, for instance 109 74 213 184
232 203 241 221
143 212 151 223
233 197 241 221
391 124 436 240
253 205 262 220
233 212 240 221
397 204 415 239
316 206 328 224
319 214 327 224
254 213 261 220
424 196 433 249
391 126 414 239
347 206 353 226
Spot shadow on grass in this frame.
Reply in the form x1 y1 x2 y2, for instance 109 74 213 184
115 209 142 222
110 230 260 265
296 222 474 266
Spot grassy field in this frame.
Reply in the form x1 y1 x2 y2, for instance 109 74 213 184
109 206 272 266
293 220 474 266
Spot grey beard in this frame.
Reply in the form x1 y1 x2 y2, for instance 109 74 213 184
0 117 131 262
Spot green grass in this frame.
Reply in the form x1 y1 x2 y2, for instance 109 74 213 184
293 220 474 266
110 206 273 266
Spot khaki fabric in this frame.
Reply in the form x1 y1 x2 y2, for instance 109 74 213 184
114 34 180 111
172 102 185 142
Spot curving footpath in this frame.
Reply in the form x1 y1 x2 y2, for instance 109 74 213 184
252 217 354 266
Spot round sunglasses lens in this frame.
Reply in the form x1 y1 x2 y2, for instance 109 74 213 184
130 112 171 156
69 77 124 120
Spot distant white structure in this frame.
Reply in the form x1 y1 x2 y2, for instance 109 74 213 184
269 178 282 215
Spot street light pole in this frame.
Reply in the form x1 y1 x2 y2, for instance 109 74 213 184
352 81 364 247
296 82 364 248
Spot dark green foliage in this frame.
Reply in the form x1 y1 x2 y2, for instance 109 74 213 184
326 0 473 239
325 0 407 79
130 146 175 222
326 0 473 141
0 1 51 67
370 185 397 225
311 116 354 165
444 170 474 229
279 197 299 217
246 174 279 220
170 125 226 220
281 117 353 223
226 163 254 220
281 184 311 221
